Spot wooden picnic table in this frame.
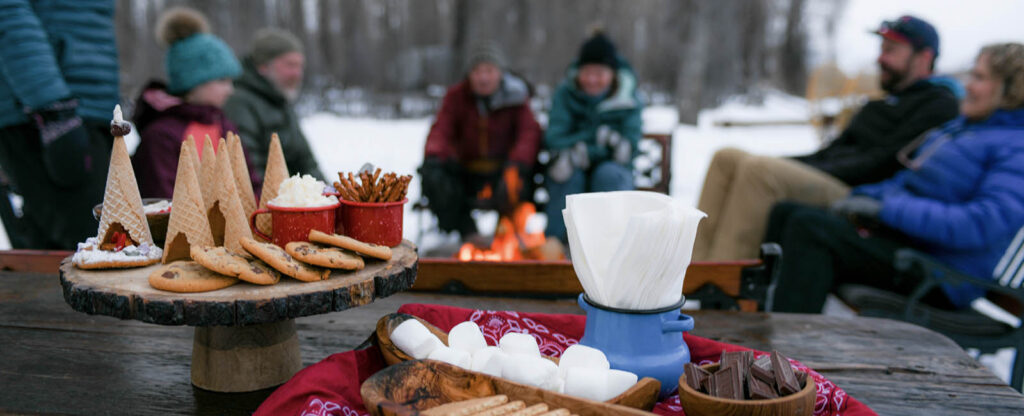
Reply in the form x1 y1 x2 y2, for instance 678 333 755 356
3 270 1024 415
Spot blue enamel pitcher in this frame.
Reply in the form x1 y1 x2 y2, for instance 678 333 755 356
577 293 694 398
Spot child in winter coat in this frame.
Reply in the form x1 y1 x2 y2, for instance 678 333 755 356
132 7 258 199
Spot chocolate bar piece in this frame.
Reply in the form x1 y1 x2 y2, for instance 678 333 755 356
684 363 711 393
720 350 753 370
702 371 715 394
747 371 778 400
749 363 775 387
752 354 773 371
795 370 808 388
771 350 801 395
712 364 743 400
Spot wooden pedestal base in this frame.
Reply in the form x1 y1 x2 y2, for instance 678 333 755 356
191 319 302 392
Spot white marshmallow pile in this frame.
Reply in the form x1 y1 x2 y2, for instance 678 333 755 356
390 319 637 401
563 191 706 309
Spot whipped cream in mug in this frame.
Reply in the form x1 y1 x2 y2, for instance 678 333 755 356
270 174 338 208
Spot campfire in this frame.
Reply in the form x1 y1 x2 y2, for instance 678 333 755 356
456 166 564 261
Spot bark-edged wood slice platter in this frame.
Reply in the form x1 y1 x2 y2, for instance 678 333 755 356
59 240 418 326
58 240 417 392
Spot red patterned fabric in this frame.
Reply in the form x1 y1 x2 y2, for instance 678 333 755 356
255 304 876 416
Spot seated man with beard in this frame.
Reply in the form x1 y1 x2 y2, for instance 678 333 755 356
224 28 324 182
692 15 960 261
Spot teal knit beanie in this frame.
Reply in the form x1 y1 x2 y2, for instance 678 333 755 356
156 7 241 95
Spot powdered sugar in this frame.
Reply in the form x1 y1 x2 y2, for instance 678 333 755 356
72 237 163 266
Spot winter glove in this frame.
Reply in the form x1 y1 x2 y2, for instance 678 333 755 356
569 141 590 170
28 98 91 187
419 157 462 204
830 195 883 227
547 150 574 183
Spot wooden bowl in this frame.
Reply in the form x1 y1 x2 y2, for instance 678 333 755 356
360 359 656 416
374 313 660 410
677 363 815 416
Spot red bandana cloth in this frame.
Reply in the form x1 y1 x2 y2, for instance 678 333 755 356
256 303 876 416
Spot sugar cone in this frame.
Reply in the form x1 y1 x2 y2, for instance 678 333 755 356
227 132 257 219
185 135 201 175
211 137 253 255
162 142 215 263
257 133 289 236
97 136 154 246
200 135 218 211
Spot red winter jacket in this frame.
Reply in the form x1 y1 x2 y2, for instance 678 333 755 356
424 74 541 172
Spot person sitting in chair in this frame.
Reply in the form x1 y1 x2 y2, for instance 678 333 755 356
543 31 643 244
419 41 542 243
766 43 1024 313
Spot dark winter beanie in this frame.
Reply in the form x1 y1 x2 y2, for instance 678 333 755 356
251 28 304 67
577 32 619 69
465 41 508 73
156 7 241 95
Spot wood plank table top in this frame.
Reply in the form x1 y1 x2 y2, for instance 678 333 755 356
3 271 1023 415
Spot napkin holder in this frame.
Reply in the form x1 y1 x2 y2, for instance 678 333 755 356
577 293 693 398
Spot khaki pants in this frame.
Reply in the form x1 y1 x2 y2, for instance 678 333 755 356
692 148 850 261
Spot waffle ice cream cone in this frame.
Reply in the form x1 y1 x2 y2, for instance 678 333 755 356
227 132 257 219
211 137 254 255
200 135 218 211
162 141 215 263
97 135 153 247
257 133 289 236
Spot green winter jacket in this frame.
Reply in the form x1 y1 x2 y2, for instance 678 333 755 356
223 57 323 181
544 60 643 163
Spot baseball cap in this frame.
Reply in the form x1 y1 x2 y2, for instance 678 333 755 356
873 15 940 57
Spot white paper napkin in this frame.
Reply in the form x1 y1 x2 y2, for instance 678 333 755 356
563 191 706 309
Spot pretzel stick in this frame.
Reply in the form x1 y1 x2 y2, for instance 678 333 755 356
348 173 363 202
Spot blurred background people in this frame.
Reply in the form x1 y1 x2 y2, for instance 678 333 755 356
693 16 959 261
0 0 119 249
543 31 643 244
132 7 257 199
419 41 541 243
225 28 323 183
767 43 1024 313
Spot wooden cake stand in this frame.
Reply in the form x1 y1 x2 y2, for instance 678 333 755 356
59 240 418 393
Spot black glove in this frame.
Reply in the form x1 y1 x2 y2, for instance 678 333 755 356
831 195 883 227
28 99 91 187
419 157 462 204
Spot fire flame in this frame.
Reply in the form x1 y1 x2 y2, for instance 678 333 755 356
458 165 563 261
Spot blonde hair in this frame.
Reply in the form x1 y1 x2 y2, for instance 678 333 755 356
980 43 1024 109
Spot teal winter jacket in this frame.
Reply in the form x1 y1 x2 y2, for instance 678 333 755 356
544 60 643 164
0 0 119 127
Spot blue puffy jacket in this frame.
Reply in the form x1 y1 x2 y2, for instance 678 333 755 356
853 108 1024 308
0 0 119 127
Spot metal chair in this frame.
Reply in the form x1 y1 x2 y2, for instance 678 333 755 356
837 226 1024 390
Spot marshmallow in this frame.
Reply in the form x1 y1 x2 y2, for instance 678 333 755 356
606 369 639 399
390 319 443 359
501 354 560 391
499 332 541 357
448 321 488 354
470 346 507 377
564 367 611 401
427 345 472 369
557 344 610 379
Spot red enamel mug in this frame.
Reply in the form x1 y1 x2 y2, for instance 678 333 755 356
249 201 340 248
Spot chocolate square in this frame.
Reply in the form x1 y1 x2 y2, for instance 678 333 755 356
749 363 775 387
752 354 773 371
795 370 808 388
771 350 801 395
747 372 778 400
712 364 743 400
684 363 711 393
